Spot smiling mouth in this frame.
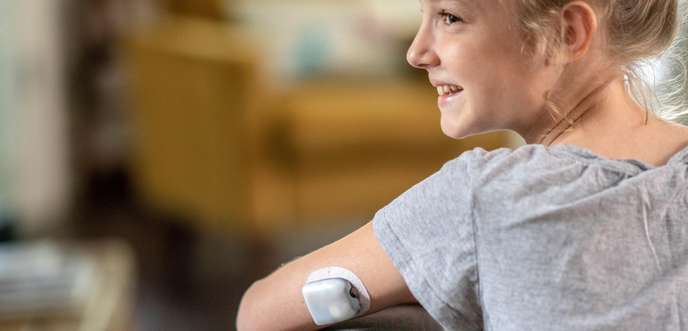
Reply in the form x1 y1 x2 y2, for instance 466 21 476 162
436 85 463 97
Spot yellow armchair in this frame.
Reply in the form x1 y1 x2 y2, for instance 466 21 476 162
122 17 517 238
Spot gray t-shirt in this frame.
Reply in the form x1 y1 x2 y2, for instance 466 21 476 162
373 143 688 331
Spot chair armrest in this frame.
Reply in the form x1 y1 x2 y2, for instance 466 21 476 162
323 305 442 331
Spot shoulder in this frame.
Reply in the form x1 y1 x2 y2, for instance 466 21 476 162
450 144 562 167
444 144 569 180
439 144 609 203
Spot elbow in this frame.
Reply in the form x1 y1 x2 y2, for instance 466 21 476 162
236 278 317 331
236 280 265 331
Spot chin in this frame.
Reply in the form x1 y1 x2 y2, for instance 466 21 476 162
440 126 464 139
439 114 485 140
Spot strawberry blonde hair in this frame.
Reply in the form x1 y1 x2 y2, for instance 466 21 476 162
513 0 687 123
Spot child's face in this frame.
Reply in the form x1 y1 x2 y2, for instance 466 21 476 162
408 0 558 139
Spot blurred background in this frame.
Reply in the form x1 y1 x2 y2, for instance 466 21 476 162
0 0 683 330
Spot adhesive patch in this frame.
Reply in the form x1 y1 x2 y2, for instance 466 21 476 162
306 266 371 314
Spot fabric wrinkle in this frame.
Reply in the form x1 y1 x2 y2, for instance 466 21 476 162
372 144 688 330
641 196 661 272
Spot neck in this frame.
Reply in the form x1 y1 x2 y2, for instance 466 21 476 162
519 70 630 146
550 77 650 146
549 82 688 167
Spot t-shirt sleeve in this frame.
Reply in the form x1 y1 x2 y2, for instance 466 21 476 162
372 148 503 330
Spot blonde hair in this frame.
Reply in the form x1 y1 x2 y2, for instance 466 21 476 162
515 0 688 124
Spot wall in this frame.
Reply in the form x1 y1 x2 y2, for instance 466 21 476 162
0 1 16 228
233 0 420 83
2 0 70 235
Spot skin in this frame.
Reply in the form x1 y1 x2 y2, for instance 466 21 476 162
406 0 688 165
237 1 688 330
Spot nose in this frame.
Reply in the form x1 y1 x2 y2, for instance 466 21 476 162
406 28 439 70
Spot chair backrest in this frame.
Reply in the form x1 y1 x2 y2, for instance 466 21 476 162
122 17 259 231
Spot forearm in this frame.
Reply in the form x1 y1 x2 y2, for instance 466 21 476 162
235 222 416 330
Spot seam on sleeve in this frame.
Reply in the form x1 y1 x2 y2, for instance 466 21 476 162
373 153 484 328
467 153 484 321
664 183 686 222
379 218 459 309
378 218 481 328
662 186 686 268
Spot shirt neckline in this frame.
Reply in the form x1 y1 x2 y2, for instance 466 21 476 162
546 143 688 173
668 144 688 164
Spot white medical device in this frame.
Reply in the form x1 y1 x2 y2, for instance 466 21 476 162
302 267 370 326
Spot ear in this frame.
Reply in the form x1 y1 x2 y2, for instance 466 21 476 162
560 1 598 62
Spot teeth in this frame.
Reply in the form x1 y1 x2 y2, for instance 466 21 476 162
436 85 462 96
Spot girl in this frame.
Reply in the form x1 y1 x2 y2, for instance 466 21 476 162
237 1 688 330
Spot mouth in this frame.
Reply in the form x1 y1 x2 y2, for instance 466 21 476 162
436 84 463 97
432 82 464 109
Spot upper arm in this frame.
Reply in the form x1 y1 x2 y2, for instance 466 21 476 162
236 221 416 331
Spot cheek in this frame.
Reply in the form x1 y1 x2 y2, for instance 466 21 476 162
467 51 537 112
444 40 515 93
439 34 545 126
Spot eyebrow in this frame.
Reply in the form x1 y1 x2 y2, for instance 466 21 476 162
427 0 473 5
422 0 481 13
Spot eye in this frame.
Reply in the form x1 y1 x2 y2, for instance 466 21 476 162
439 10 463 25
